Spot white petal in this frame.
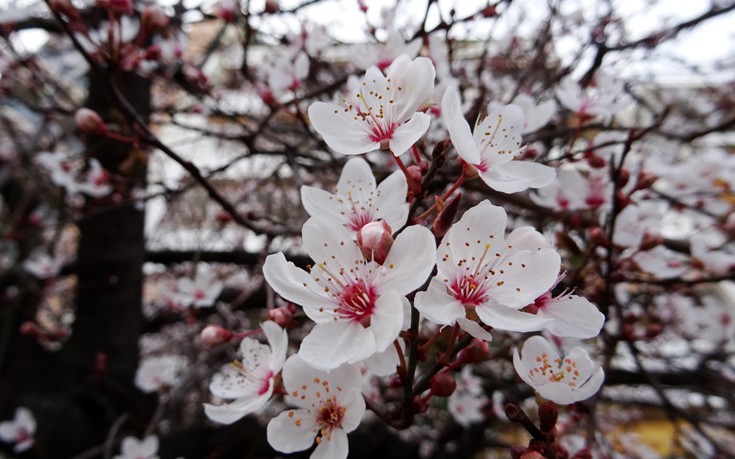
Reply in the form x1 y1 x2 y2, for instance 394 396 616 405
474 104 524 167
537 296 605 339
299 322 376 370
390 56 435 123
506 226 551 251
490 249 560 309
302 217 364 277
209 365 260 399
536 382 578 405
301 186 346 222
369 291 404 352
477 303 551 332
0 423 17 442
442 85 480 164
456 317 493 341
263 253 330 315
373 170 409 231
381 225 436 294
308 102 380 155
389 112 431 156
262 321 289 371
204 392 270 424
337 389 366 432
362 344 400 377
479 161 556 194
312 428 349 459
414 278 464 326
442 201 507 271
335 157 377 204
569 366 605 402
15 408 35 432
267 408 317 454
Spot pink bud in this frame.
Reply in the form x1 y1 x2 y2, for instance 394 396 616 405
356 221 393 264
200 325 233 346
457 338 490 363
264 0 279 13
141 6 169 32
75 108 106 134
430 372 457 397
266 305 294 328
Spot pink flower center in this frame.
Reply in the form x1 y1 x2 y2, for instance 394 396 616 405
449 275 488 307
258 370 274 395
348 210 374 232
194 289 205 300
338 280 377 326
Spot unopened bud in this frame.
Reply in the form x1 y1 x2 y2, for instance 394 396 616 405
406 165 423 193
520 453 546 459
356 221 393 264
617 168 631 188
572 448 592 459
49 0 78 18
266 305 294 328
201 325 233 346
482 5 497 17
645 323 662 339
430 372 457 397
639 232 662 251
636 170 657 190
433 193 461 239
538 401 558 432
587 226 608 247
141 6 169 32
457 338 491 363
75 108 106 134
264 0 279 13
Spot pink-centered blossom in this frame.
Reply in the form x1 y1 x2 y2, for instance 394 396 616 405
174 268 224 308
308 54 434 156
266 355 364 459
301 157 408 236
415 201 561 338
513 335 604 405
442 86 555 194
263 217 435 369
204 321 288 424
0 407 35 453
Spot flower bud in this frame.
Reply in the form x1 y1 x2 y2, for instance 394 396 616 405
430 372 457 397
49 0 79 18
75 108 106 134
538 401 558 432
266 304 294 328
520 453 546 459
200 325 233 346
433 193 461 239
457 338 490 364
141 5 169 32
356 221 393 264
264 0 279 13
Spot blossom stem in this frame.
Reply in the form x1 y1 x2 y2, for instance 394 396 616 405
394 339 407 377
415 173 465 221
391 151 420 195
104 131 138 143
411 144 422 164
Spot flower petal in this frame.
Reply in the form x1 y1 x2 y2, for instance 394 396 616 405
414 278 464 326
456 317 494 342
204 392 270 424
338 389 366 432
381 225 436 294
389 112 431 157
537 295 605 339
369 290 404 352
490 248 560 309
302 217 364 279
299 321 376 370
263 253 330 315
308 102 381 155
477 303 551 332
335 157 377 204
301 186 346 222
267 408 317 454
373 170 409 231
312 427 349 459
442 85 480 164
478 160 556 194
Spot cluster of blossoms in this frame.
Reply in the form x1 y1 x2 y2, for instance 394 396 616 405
201 55 606 459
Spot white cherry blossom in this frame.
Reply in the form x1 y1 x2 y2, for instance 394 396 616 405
113 435 159 459
556 73 631 118
301 157 408 236
173 268 224 308
415 201 560 337
204 321 288 424
308 54 434 156
263 217 435 369
134 354 187 393
23 250 63 279
0 407 35 453
448 367 487 427
531 168 610 212
266 355 364 459
442 86 555 194
513 335 604 405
